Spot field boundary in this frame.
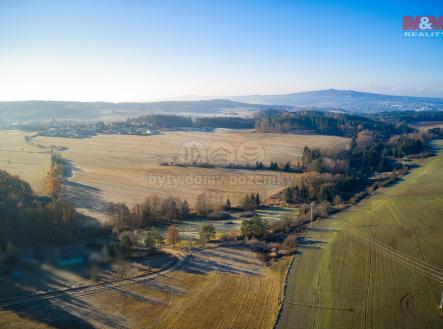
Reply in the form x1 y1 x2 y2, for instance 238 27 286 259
273 255 295 329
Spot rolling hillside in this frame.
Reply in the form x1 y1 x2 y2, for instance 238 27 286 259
230 89 443 112
0 99 289 122
2 90 443 123
277 140 443 329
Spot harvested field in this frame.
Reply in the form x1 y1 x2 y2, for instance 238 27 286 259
34 131 349 221
0 245 284 329
277 140 443 329
0 130 50 195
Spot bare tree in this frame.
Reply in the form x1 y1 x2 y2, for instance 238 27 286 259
167 225 180 247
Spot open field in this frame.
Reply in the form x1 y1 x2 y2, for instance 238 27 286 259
277 141 443 329
0 244 284 329
34 130 349 221
412 121 443 132
0 130 50 195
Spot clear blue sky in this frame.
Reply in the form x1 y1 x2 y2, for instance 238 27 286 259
0 0 442 101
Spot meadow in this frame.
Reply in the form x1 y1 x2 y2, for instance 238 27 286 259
33 130 349 221
0 130 50 195
277 141 443 329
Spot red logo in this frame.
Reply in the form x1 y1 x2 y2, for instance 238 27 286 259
403 16 443 30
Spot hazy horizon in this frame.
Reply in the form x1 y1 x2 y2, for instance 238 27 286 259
1 87 443 104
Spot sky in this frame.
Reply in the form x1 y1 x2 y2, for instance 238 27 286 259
0 0 443 102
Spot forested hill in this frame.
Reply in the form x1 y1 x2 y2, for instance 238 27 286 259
0 99 289 122
229 89 443 112
255 110 412 138
2 90 443 123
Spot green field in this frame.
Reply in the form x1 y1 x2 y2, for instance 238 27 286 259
155 206 295 240
278 141 443 329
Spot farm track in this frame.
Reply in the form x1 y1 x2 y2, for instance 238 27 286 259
0 148 48 154
400 289 441 310
349 230 443 282
364 234 375 329
0 254 185 309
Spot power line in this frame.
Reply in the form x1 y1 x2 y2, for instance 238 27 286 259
285 195 310 205
285 195 315 226
289 194 311 204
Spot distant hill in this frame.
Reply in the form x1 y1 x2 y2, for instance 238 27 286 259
228 89 443 112
0 99 290 122
2 90 443 123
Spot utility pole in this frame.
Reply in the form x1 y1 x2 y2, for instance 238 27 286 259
188 236 192 253
187 224 192 253
310 202 315 226
439 289 443 309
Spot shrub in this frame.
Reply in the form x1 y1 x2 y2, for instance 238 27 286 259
256 250 270 265
144 228 164 249
241 216 268 239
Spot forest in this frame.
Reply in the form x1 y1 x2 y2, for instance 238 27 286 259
255 110 412 138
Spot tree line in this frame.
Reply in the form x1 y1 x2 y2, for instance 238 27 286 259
128 114 255 130
255 110 411 138
375 110 443 125
0 169 83 247
109 190 265 234
108 195 190 231
284 131 427 206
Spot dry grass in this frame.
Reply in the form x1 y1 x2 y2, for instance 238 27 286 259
0 245 284 329
98 247 283 329
0 130 50 195
0 311 54 329
34 131 349 221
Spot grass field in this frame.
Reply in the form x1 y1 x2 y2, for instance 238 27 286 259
34 130 349 221
277 141 443 329
0 130 50 195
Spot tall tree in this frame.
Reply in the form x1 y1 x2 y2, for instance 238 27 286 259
167 225 180 247
199 224 216 247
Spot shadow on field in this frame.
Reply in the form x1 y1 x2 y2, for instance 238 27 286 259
296 236 326 249
0 251 190 328
62 180 108 213
60 160 108 215
62 158 76 178
285 301 355 312
181 244 261 276
308 226 341 232
1 272 128 329
139 277 186 296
